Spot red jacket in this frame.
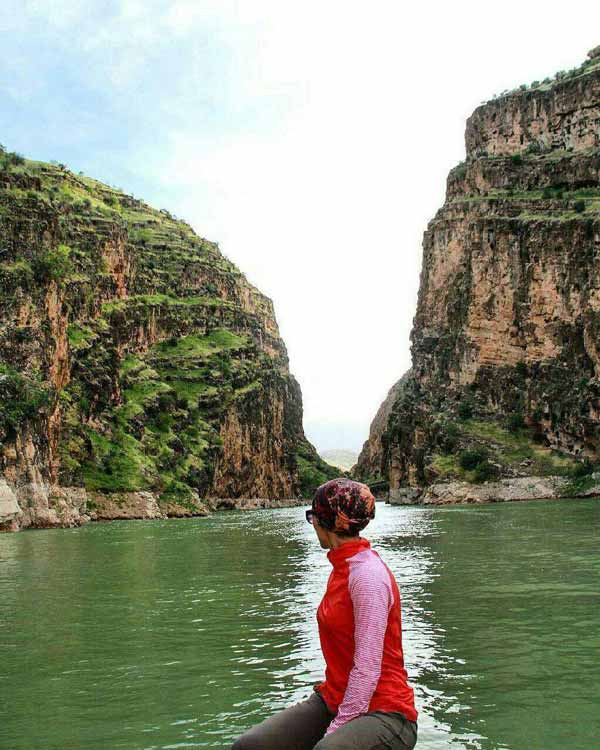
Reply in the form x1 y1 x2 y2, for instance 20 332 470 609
314 536 418 727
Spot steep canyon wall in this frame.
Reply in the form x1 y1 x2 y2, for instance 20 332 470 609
356 48 600 497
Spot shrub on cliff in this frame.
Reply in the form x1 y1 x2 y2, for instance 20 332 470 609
130 228 152 244
0 150 25 170
574 200 586 213
458 447 498 483
429 415 460 454
453 162 468 180
571 459 595 478
458 397 474 420
563 459 599 496
105 194 120 208
459 447 487 471
524 143 542 155
437 419 459 453
507 413 526 433
515 361 528 378
531 406 544 423
0 365 51 436
471 460 498 483
33 244 73 284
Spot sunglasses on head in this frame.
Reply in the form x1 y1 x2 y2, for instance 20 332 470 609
305 509 315 524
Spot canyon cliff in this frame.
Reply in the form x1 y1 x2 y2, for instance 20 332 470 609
0 151 334 531
356 47 600 501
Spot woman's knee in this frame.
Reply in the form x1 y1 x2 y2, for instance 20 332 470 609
231 732 260 750
313 715 417 750
313 734 340 750
231 693 330 750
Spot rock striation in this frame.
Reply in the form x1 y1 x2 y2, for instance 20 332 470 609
356 48 600 502
0 150 334 531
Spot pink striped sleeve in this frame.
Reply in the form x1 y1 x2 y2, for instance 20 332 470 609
325 554 393 735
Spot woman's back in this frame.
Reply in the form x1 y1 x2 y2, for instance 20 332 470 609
314 537 417 725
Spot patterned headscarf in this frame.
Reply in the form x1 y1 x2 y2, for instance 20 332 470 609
312 478 376 534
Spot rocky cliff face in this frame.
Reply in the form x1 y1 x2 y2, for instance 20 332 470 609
356 48 600 496
0 150 334 530
353 371 410 483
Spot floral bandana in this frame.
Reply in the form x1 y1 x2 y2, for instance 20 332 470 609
312 478 376 533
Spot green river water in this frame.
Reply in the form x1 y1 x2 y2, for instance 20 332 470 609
1 498 599 750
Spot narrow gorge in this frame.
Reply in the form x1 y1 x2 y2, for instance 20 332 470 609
0 152 335 531
356 46 600 504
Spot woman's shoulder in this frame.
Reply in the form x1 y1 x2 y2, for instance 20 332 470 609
347 547 395 590
347 556 395 614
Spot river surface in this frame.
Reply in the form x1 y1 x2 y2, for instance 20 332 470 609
1 498 599 750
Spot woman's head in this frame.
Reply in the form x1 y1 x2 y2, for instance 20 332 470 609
311 478 376 540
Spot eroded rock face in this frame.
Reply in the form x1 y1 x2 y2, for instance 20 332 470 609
0 155 335 531
353 371 410 482
0 479 21 531
2 483 89 531
356 49 600 494
404 473 600 505
466 73 600 157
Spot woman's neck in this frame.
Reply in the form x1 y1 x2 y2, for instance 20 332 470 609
328 534 362 549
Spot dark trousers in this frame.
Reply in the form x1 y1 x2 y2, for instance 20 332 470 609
231 689 417 750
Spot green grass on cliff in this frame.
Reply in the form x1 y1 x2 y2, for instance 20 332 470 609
465 420 575 476
451 185 600 214
152 330 248 359
431 453 462 478
121 379 172 420
168 379 215 404
0 365 52 434
0 258 34 289
67 323 97 351
82 428 155 492
431 418 578 483
100 294 233 315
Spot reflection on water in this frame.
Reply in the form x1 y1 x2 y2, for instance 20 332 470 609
1 499 599 749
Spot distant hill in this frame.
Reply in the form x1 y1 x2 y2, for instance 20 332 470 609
320 450 359 471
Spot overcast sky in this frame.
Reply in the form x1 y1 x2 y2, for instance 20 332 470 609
1 1 599 452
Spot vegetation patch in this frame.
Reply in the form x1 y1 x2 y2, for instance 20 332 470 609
67 323 97 351
0 258 34 290
296 442 340 498
461 419 576 476
0 365 52 435
32 244 73 284
81 428 154 492
152 329 247 359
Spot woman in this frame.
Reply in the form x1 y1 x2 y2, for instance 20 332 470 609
232 478 418 750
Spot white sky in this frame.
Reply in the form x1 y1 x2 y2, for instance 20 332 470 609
2 1 600 451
